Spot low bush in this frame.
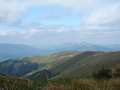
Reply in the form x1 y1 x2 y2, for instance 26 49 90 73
92 65 113 80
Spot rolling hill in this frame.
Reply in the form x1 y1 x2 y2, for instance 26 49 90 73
56 51 120 77
0 51 120 79
0 51 80 78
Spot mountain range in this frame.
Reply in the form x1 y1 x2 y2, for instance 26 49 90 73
0 51 120 79
0 42 120 62
53 42 115 52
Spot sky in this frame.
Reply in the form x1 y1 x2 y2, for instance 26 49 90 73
0 0 120 46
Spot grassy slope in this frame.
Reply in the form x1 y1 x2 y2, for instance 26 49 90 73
24 51 80 78
28 51 80 63
0 51 120 79
0 51 80 78
46 51 100 75
27 51 103 79
57 51 120 77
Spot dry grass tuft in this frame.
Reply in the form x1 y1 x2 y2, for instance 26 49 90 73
42 78 120 90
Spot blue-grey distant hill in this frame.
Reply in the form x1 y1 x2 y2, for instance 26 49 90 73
103 44 120 51
53 42 115 52
0 44 53 62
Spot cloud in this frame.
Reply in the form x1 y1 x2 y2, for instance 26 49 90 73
29 0 120 14
82 3 120 30
0 25 77 39
0 23 119 38
56 26 77 33
0 28 16 36
19 29 42 38
0 0 30 25
0 24 120 44
0 0 119 27
17 22 41 29
30 0 110 11
0 28 42 39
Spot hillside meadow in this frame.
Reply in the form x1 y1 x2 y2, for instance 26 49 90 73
0 51 120 79
0 72 120 90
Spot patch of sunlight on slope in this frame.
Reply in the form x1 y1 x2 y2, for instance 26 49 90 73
61 51 120 77
46 52 81 70
22 51 81 78
25 51 81 64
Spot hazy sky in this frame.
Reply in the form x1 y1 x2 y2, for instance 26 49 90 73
0 0 120 46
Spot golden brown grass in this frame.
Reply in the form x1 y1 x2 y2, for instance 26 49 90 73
0 73 30 90
1 72 120 90
42 78 120 90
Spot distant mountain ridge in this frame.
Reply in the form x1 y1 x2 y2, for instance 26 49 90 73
0 42 120 62
103 44 120 51
53 42 115 52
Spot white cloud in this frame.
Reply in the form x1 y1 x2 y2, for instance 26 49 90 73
56 26 69 33
0 28 16 36
19 29 41 38
0 24 120 44
0 0 30 25
82 3 120 30
0 28 42 39
84 5 120 25
0 0 119 27
30 0 115 12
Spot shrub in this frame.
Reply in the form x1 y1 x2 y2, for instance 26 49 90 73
92 65 113 80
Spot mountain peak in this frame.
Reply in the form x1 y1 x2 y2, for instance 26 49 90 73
79 42 93 46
